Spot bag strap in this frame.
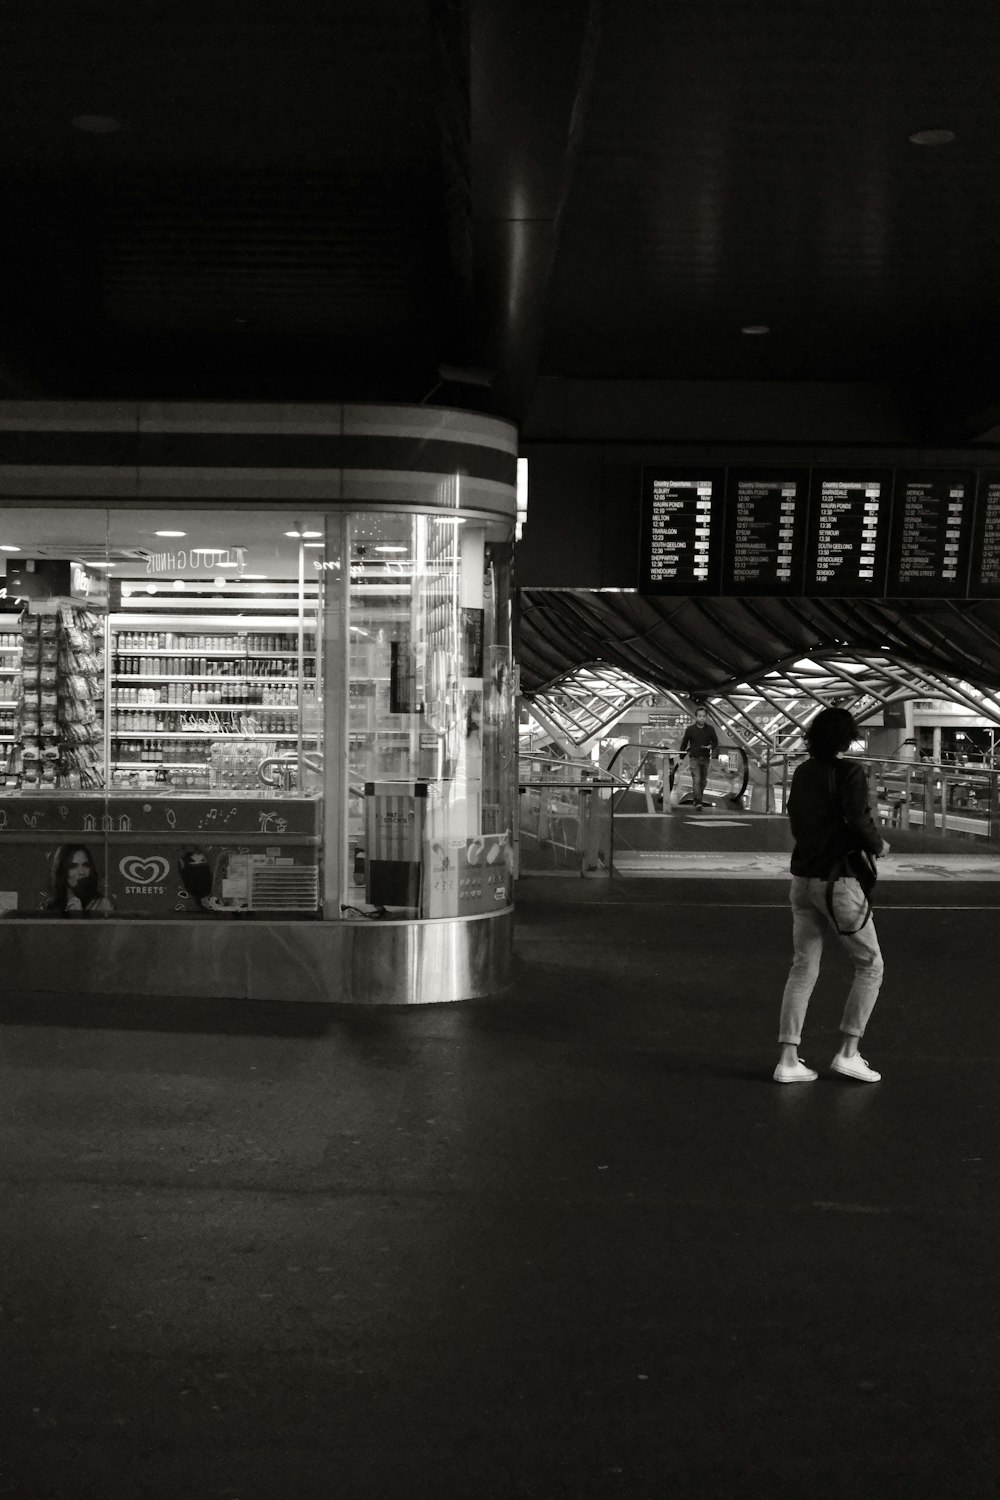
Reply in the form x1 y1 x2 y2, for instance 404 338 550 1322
825 763 873 935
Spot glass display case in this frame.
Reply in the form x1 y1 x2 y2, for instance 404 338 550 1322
0 500 514 925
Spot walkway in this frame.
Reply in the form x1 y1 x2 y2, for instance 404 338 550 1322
2 870 999 1498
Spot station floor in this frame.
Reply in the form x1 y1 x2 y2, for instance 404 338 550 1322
2 837 1000 1497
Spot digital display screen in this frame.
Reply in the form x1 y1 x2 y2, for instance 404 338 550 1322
804 471 892 595
722 470 808 594
638 468 723 594
886 470 975 596
970 472 1000 597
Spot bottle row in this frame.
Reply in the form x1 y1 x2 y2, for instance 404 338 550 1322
114 655 313 678
0 633 20 649
114 631 316 653
112 710 299 734
0 710 16 735
114 683 303 706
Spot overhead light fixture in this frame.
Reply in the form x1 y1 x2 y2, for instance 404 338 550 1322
214 577 227 587
375 545 408 554
71 114 121 134
0 544 20 552
303 542 324 549
908 128 956 146
172 580 186 590
741 324 770 336
301 530 322 539
285 530 302 538
243 573 268 580
90 561 115 569
156 530 186 538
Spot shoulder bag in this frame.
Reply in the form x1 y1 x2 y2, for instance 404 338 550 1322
824 763 877 935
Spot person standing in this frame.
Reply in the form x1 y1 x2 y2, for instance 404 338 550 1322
774 707 889 1085
678 705 719 810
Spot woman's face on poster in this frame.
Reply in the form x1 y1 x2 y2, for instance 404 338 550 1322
66 850 92 887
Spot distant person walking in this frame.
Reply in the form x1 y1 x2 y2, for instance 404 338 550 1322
774 707 889 1085
678 705 719 810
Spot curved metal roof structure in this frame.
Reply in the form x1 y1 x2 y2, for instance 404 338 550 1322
519 592 1000 699
518 590 1000 752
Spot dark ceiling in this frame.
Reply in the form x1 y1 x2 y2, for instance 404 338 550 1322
8 1 1000 699
5 0 1000 435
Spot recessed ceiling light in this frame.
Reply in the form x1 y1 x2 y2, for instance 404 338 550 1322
214 577 227 587
285 530 302 538
71 114 121 134
301 530 322 538
0 544 20 552
908 128 956 146
303 542 324 549
172 580 186 590
243 573 268 580
90 561 115 569
156 530 186 537
741 324 770 336
375 545 408 553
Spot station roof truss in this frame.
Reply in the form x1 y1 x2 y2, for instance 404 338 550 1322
519 590 1000 756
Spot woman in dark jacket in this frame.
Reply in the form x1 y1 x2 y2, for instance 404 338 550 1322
774 708 889 1085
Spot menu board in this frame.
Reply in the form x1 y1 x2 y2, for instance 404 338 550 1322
722 470 808 594
970 471 1000 597
638 468 723 594
804 471 892 595
887 470 975 596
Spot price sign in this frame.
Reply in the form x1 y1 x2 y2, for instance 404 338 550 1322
722 470 808 594
887 470 975 596
805 471 892 595
638 468 724 594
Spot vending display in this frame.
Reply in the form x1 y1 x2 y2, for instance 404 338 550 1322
109 623 318 791
887 470 975 597
0 614 22 783
638 468 725 594
804 471 892 596
722 470 808 594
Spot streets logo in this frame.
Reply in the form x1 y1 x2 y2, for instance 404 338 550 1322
118 854 170 895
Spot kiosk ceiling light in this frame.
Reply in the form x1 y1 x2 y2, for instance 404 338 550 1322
0 544 20 551
375 545 408 553
301 530 322 538
909 128 956 146
155 530 186 537
741 324 770 335
172 580 185 590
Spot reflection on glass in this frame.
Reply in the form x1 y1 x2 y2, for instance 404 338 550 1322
344 512 514 919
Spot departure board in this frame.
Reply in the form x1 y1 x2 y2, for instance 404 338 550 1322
804 471 892 595
638 467 724 594
722 469 808 594
970 471 1000 596
887 470 975 596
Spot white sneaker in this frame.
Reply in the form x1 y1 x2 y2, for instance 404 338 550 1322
831 1053 881 1083
773 1058 819 1084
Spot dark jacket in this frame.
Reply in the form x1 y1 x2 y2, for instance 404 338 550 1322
788 756 884 879
679 722 719 761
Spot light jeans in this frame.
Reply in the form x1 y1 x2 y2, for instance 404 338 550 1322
689 757 709 804
778 875 884 1046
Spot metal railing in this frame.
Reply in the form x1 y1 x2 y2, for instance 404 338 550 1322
762 752 1000 842
517 746 1000 877
516 741 751 876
